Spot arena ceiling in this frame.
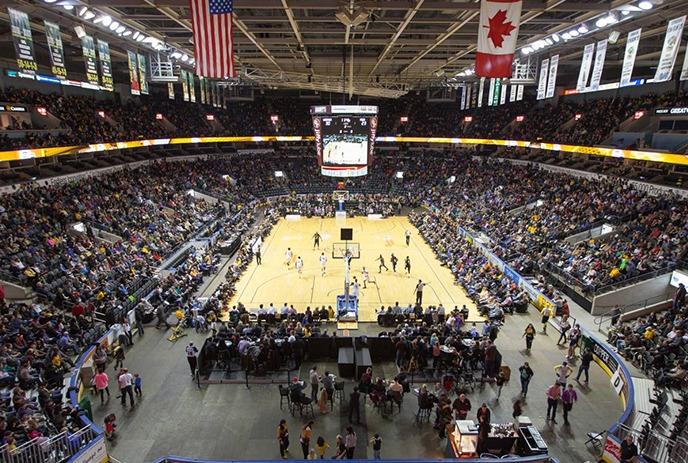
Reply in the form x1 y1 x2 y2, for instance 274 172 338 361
0 0 686 97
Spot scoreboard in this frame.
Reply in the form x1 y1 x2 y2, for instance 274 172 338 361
311 105 378 177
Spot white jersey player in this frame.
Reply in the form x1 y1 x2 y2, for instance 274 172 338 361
319 252 328 276
351 277 360 299
295 256 304 274
284 248 293 267
362 267 370 289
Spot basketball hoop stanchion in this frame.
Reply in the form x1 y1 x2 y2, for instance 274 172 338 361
333 190 349 214
332 241 360 326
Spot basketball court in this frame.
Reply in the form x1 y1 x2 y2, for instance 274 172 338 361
225 215 480 322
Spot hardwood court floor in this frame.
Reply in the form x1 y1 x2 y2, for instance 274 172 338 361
227 216 479 322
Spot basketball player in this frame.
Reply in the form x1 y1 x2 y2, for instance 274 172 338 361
362 267 370 289
313 232 321 249
285 248 293 267
295 256 304 275
351 277 360 299
255 247 262 265
390 253 399 272
376 254 389 273
404 256 411 275
319 252 328 276
414 280 428 306
405 230 412 246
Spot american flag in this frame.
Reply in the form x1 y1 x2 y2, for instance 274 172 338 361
189 0 235 78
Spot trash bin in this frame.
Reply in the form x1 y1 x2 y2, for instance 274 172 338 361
79 395 93 422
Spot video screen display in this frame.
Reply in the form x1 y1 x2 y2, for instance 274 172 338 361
321 116 369 166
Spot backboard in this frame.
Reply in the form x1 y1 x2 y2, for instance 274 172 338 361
332 242 360 259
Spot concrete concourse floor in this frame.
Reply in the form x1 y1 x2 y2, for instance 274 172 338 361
92 305 621 463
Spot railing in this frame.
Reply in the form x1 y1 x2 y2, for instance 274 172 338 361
0 425 99 463
152 458 560 463
592 264 677 295
593 294 672 332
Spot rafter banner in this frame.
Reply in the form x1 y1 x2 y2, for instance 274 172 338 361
476 0 522 77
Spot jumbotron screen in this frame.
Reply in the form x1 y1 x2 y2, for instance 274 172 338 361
311 105 378 177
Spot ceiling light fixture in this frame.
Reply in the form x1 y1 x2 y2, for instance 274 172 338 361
638 0 653 10
578 24 589 33
109 21 120 31
62 5 74 10
569 29 580 37
552 34 560 42
122 30 132 37
116 25 126 34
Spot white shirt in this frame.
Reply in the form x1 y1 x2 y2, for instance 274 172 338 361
362 269 369 281
320 255 328 266
285 250 293 260
352 282 360 297
296 258 303 269
118 373 133 388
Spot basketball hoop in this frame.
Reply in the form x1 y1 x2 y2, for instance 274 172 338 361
333 190 349 202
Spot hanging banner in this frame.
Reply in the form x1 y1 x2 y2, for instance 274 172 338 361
576 43 595 92
8 8 37 74
589 39 607 91
620 29 642 87
213 81 219 107
681 48 688 81
475 0 523 78
492 79 502 106
222 86 227 109
477 77 485 108
127 51 140 95
81 36 99 85
189 73 196 102
137 54 149 95
545 54 559 98
181 70 189 101
471 82 478 108
460 85 467 110
487 78 496 106
168 82 175 100
44 21 67 79
516 84 524 101
500 82 507 105
465 84 472 109
97 40 114 91
654 16 686 83
199 76 206 104
536 58 549 100
509 83 517 102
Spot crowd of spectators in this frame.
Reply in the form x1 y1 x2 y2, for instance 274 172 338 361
2 86 688 151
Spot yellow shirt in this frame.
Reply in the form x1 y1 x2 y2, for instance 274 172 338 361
315 442 330 457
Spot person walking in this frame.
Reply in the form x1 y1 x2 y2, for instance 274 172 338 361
118 368 135 408
155 305 170 329
390 254 398 272
94 370 110 405
277 419 289 458
309 366 320 402
541 306 552 334
523 324 536 351
556 316 571 345
567 325 582 360
495 370 507 399
562 384 578 425
134 305 145 336
349 386 361 424
300 421 314 459
255 248 262 265
376 254 388 273
315 436 329 459
344 426 357 459
185 342 199 377
512 400 523 420
576 348 593 385
369 433 382 460
545 382 562 423
333 435 347 459
519 362 534 397
555 361 573 386
123 319 134 346
404 256 411 275
133 373 142 396
113 344 125 371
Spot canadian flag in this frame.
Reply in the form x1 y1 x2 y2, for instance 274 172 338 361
475 0 523 78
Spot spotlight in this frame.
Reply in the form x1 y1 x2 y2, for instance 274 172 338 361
74 25 86 39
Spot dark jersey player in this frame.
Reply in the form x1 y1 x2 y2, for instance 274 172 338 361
313 232 321 249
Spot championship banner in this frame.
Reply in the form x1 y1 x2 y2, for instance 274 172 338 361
44 21 67 79
516 84 524 101
97 40 114 91
127 51 140 95
222 86 227 109
500 82 507 105
576 43 595 92
168 82 175 100
181 70 189 101
137 54 149 95
536 58 549 100
471 82 478 108
8 8 37 74
460 85 467 110
509 83 517 102
620 29 642 87
81 36 99 85
477 77 485 108
546 54 559 99
589 39 608 91
487 78 496 106
492 78 502 106
681 48 688 81
214 81 219 108
654 16 686 82
189 73 196 103
199 76 206 104
475 0 522 77
465 84 472 109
